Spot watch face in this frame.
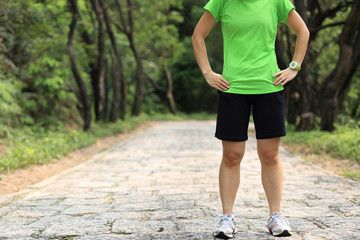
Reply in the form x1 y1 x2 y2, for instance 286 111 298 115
290 62 297 68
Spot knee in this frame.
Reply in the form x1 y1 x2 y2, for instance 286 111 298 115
222 151 244 167
258 150 279 166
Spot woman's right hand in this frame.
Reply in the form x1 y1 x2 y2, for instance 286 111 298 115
203 71 230 91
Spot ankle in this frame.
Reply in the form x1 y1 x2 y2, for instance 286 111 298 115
223 212 233 215
269 211 281 216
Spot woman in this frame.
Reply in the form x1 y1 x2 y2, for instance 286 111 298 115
192 0 309 238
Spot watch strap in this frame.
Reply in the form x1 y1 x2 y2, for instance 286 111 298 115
289 61 301 71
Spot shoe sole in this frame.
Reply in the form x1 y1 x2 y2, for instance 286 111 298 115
276 230 292 237
267 227 292 237
214 231 233 239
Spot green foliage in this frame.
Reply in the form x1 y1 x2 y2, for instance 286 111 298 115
0 76 22 136
130 0 185 114
0 0 80 128
0 115 145 173
0 0 358 140
172 38 218 113
0 78 21 121
342 170 360 182
0 127 89 172
283 124 360 162
170 1 223 113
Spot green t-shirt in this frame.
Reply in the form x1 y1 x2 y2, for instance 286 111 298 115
204 0 295 94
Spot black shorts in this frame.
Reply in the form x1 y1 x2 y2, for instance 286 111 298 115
215 90 286 141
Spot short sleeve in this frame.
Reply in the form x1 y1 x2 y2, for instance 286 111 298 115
277 0 295 23
204 0 223 22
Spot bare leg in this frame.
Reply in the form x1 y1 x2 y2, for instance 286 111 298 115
257 137 283 215
219 140 245 215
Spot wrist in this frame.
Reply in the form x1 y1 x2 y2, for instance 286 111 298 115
202 70 213 77
289 61 301 71
288 67 299 73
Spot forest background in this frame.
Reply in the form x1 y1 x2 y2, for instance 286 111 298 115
0 0 359 179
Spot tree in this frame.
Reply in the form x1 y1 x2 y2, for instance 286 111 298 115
139 0 184 114
320 0 360 131
276 0 358 131
98 0 125 121
67 0 92 130
114 0 144 116
89 0 106 121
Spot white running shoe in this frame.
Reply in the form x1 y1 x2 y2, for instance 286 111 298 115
266 212 292 237
213 213 237 239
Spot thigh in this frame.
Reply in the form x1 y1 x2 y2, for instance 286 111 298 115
215 90 251 141
252 90 286 139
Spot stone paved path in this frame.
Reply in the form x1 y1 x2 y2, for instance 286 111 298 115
0 121 359 240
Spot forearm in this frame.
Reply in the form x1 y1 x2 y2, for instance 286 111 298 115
292 28 310 66
273 24 310 85
192 35 213 76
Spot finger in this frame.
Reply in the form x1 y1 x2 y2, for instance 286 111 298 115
218 77 230 89
278 77 287 84
281 77 289 85
219 76 230 86
218 82 229 91
273 77 282 85
273 71 284 77
214 82 226 91
218 80 229 90
281 78 291 86
278 74 289 82
273 72 281 77
273 74 283 84
214 84 222 91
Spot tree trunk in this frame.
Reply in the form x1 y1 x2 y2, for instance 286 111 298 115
90 0 106 121
299 112 316 130
124 0 144 116
115 0 143 117
320 1 360 131
99 0 126 121
104 56 109 120
110 54 120 121
162 56 177 114
67 0 91 131
294 0 316 130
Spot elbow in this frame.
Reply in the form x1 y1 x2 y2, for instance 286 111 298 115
302 25 310 41
191 32 198 45
296 26 310 42
191 33 196 43
305 27 310 40
192 31 204 46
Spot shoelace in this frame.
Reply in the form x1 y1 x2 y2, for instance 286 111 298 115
214 214 235 231
268 213 289 226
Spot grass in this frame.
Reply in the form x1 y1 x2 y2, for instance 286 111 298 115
342 170 360 181
0 112 216 174
282 124 360 181
283 124 360 162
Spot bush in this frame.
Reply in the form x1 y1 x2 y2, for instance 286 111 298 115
283 124 360 162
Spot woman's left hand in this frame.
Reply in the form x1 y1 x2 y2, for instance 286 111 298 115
273 67 298 86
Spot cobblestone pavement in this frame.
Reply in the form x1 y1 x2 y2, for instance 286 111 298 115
0 121 359 240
